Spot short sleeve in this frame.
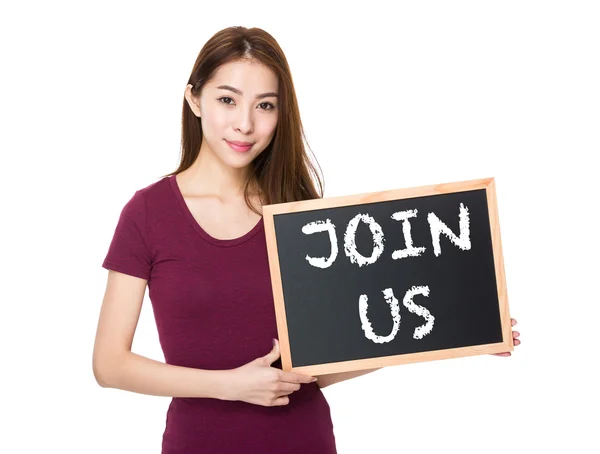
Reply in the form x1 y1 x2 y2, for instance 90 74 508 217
102 190 152 280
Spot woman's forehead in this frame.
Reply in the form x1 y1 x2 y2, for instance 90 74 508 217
209 59 278 91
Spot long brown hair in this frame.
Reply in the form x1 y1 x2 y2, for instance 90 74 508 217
161 26 324 215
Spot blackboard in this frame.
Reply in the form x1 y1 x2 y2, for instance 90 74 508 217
263 178 513 375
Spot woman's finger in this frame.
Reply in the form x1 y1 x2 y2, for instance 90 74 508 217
277 382 302 393
511 318 517 326
514 339 521 346
277 389 296 397
272 396 291 406
512 331 520 338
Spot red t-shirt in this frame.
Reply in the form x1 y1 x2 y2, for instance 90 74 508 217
102 175 337 453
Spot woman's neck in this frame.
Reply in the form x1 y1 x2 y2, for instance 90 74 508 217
183 149 254 200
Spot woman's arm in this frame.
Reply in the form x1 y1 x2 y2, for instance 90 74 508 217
94 350 227 398
316 367 382 389
93 270 227 398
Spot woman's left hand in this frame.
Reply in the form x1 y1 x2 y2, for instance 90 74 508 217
492 318 521 357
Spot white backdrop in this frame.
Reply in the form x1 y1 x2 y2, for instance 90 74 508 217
2 1 599 453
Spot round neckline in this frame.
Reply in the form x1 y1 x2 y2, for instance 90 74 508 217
168 174 264 248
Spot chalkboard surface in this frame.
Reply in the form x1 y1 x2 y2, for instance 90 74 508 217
263 178 513 375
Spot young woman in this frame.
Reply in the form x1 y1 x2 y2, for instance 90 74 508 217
93 26 521 453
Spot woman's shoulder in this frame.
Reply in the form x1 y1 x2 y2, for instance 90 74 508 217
130 174 174 205
113 175 174 225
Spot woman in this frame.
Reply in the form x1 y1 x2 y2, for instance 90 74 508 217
93 26 520 453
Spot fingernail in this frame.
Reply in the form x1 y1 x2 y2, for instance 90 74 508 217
273 338 277 347
312 377 318 382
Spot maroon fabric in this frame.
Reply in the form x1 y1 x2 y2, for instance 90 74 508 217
102 175 337 453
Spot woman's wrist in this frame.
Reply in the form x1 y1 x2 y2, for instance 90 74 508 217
209 369 234 401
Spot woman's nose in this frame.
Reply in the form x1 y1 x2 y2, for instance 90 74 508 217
234 109 254 134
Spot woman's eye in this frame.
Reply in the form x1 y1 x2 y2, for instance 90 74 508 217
218 97 275 111
259 102 276 111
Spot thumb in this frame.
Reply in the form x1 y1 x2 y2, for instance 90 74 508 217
262 338 280 365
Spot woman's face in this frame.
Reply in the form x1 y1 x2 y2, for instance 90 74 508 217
185 59 279 170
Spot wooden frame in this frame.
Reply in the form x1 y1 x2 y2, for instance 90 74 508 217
263 177 513 375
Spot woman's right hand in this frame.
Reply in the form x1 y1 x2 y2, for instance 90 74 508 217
221 338 317 406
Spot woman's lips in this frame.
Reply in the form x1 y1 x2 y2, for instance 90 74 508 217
225 140 253 152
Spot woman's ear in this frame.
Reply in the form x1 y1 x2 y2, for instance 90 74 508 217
184 84 201 118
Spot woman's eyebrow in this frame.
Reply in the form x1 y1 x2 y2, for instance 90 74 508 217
216 85 279 99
